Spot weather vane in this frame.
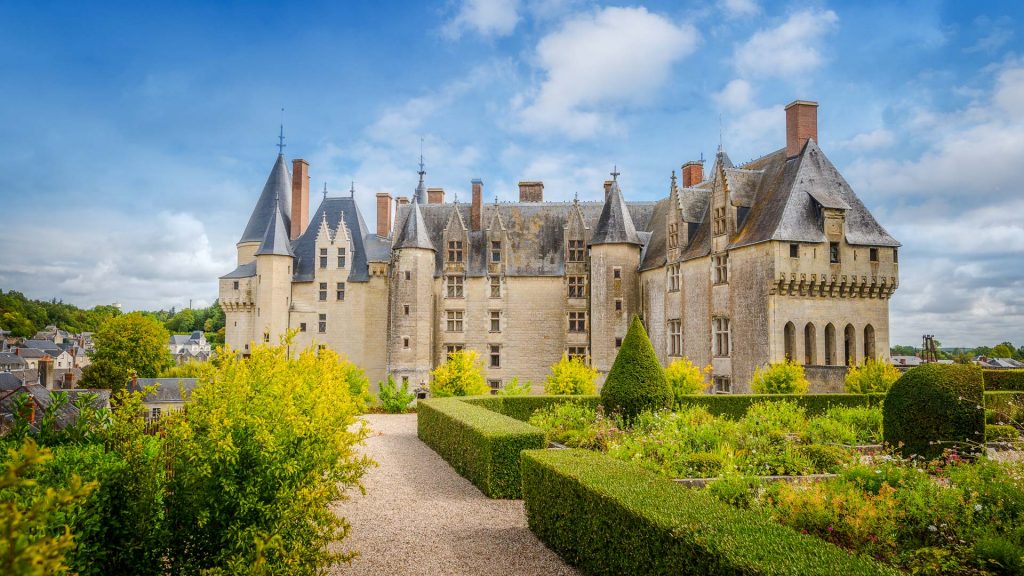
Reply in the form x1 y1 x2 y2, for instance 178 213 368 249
322 182 328 201
277 108 286 154
611 165 620 181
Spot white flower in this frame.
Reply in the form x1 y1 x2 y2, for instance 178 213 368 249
974 504 983 512
875 470 881 474
928 525 938 532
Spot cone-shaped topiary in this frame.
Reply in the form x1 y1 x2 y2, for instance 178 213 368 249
600 315 671 420
883 363 985 459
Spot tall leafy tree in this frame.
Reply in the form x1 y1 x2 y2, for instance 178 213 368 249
92 313 172 378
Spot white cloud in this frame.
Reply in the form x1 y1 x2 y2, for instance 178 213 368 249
719 0 759 18
734 9 838 78
838 128 895 152
442 0 521 40
515 6 699 138
715 78 754 111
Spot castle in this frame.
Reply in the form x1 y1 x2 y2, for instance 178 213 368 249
220 101 900 393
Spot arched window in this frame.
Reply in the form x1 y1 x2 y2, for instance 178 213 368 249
825 323 837 366
784 322 796 361
804 323 817 365
844 324 857 366
864 325 876 360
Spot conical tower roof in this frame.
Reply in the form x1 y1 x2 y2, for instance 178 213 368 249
591 177 641 246
394 197 435 250
255 195 295 257
239 154 293 244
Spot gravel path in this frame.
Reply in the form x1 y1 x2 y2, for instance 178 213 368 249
331 413 578 576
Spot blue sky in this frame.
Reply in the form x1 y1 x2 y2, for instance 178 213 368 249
0 0 1022 347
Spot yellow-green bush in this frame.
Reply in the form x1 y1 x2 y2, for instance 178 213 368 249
751 360 810 394
845 358 901 394
543 354 597 395
665 358 709 404
430 349 490 397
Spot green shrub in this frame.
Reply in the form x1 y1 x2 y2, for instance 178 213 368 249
527 402 620 450
986 424 1020 443
984 391 1024 425
417 398 544 498
377 375 415 413
521 449 894 575
675 393 885 420
845 358 901 394
983 370 1024 391
821 406 884 444
797 444 854 473
607 407 739 478
664 357 709 404
600 316 671 420
429 349 490 397
497 377 531 396
544 354 598 395
804 416 858 446
461 395 601 422
883 364 986 459
751 360 810 394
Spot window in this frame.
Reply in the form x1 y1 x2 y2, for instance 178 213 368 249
404 270 411 281
490 241 501 263
489 345 501 368
568 239 585 262
263 333 270 343
829 242 840 263
233 281 239 290
668 319 681 356
336 282 345 301
319 248 328 269
490 276 501 298
713 317 731 357
667 264 680 292
614 299 622 311
445 344 464 356
319 282 328 301
893 248 899 263
488 379 502 395
447 240 463 262
789 243 799 258
150 407 161 421
300 322 307 332
403 304 410 316
490 310 501 332
713 254 728 284
869 247 879 262
567 347 588 362
446 275 464 298
668 222 679 249
713 206 726 236
337 247 346 268
403 337 409 349
713 376 731 394
615 337 623 348
613 267 621 279
568 276 586 298
446 310 464 332
569 311 586 332
318 314 327 333
402 376 410 387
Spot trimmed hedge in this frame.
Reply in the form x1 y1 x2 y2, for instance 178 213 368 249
884 364 985 459
986 424 1021 443
601 316 672 420
985 391 1024 423
417 398 545 498
521 449 895 576
675 393 886 420
984 370 1024 391
461 395 600 422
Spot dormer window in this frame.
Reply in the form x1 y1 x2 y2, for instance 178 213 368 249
447 240 463 262
338 247 346 268
491 241 501 263
713 207 727 236
668 223 679 249
568 239 585 262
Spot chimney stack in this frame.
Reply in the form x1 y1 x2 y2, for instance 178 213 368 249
471 179 483 231
427 187 445 204
518 181 544 202
682 161 704 188
290 159 310 240
396 196 410 208
603 180 614 200
38 355 53 390
785 100 818 158
376 193 392 237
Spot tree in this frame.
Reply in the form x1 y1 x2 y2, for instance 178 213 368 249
429 350 489 397
750 360 809 394
91 313 172 378
544 355 597 395
665 358 710 405
890 345 917 357
600 316 671 420
844 358 901 394
78 359 131 395
166 309 196 334
991 343 1015 359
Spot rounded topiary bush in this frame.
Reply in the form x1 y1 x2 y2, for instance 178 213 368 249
600 316 671 421
882 363 985 459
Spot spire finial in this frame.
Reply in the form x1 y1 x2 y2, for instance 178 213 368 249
670 170 677 191
322 182 328 201
350 181 355 198
494 194 499 206
718 114 723 152
573 190 579 203
611 165 620 181
418 138 425 178
277 108 286 154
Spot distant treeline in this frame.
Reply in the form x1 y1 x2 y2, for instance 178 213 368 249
891 342 1024 361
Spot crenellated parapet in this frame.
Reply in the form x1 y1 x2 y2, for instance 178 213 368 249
771 272 898 299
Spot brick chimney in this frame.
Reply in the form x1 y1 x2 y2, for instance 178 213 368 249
518 181 544 202
396 196 409 208
38 355 53 390
682 161 704 187
471 179 483 231
603 180 614 200
290 159 310 240
427 187 445 204
376 193 392 237
785 100 818 158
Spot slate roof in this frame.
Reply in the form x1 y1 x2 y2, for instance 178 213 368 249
23 340 60 351
0 353 27 369
135 378 199 403
13 348 46 359
255 198 295 257
592 180 642 246
239 154 293 244
293 196 374 282
0 372 23 391
221 261 256 279
393 199 435 251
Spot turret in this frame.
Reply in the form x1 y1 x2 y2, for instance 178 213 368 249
254 195 294 347
238 154 292 265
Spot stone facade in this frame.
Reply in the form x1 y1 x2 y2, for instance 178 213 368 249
220 101 899 394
